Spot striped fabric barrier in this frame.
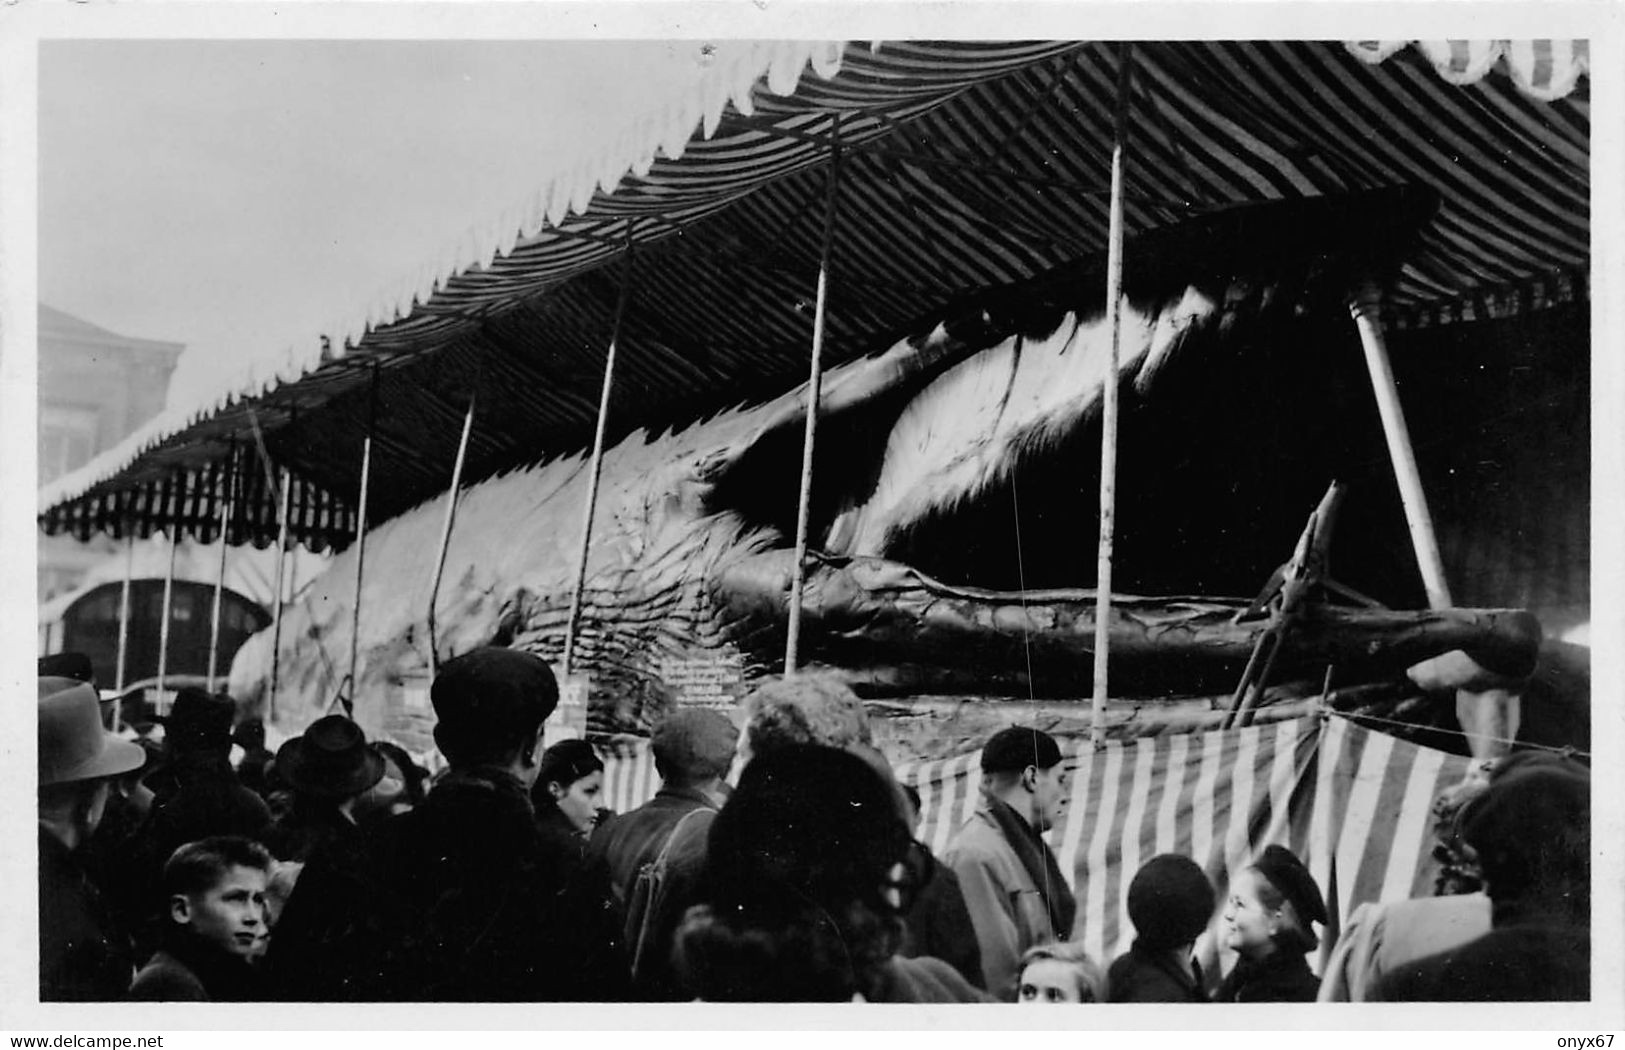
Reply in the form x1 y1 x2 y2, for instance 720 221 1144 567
600 713 1471 976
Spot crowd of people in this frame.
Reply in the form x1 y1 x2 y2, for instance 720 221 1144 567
36 646 1592 1004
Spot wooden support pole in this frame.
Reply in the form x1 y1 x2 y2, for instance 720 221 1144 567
114 528 134 695
268 465 292 724
1349 280 1453 609
346 367 379 717
156 525 179 713
1091 44 1134 749
429 391 478 674
207 451 235 692
563 220 636 680
785 118 843 677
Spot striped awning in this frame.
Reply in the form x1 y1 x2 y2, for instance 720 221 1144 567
39 40 1589 553
598 713 1474 980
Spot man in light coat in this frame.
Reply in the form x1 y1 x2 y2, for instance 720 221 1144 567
943 726 1076 1001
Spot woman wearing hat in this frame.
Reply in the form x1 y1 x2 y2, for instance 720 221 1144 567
265 716 387 863
1217 844 1327 1002
1107 853 1216 1002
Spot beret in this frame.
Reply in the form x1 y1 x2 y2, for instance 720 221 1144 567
1253 844 1327 928
1128 854 1216 950
537 738 602 788
981 726 1062 774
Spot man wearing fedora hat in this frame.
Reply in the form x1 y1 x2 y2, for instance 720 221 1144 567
265 715 387 863
39 675 147 1000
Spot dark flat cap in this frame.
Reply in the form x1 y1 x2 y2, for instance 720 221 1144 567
1128 854 1216 950
981 726 1062 774
652 708 738 781
431 647 559 745
1253 844 1327 928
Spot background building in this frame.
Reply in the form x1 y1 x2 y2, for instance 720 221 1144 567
37 303 183 599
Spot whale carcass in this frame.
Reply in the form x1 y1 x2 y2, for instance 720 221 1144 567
227 186 1548 760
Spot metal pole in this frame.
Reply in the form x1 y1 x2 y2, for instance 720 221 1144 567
347 367 379 716
268 465 292 723
562 221 636 679
114 527 134 695
1348 280 1453 609
428 391 478 674
784 119 843 677
207 451 234 692
156 524 179 713
1091 44 1134 749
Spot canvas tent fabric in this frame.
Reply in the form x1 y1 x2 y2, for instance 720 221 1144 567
598 713 1473 980
39 39 1588 556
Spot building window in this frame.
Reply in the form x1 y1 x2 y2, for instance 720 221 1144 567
39 403 100 486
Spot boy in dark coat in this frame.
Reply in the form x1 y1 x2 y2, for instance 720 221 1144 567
130 836 271 1001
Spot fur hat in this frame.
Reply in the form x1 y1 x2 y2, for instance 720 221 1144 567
1127 854 1216 950
275 715 387 800
652 708 738 781
981 726 1063 774
1252 844 1327 928
38 677 145 787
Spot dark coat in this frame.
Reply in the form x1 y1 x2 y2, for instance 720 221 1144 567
265 797 358 863
1378 923 1589 1001
1217 949 1320 1003
264 766 625 1002
39 827 135 1001
128 933 264 1002
586 785 717 910
1107 941 1209 1003
899 858 985 990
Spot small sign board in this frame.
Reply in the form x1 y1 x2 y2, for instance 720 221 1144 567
656 651 746 709
543 671 590 746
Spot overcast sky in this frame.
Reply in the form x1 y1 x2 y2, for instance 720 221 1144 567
39 38 732 408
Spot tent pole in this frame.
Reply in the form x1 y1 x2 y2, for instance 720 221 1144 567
785 118 843 677
207 448 235 692
347 366 379 717
428 390 478 675
563 221 637 679
268 465 292 724
1349 281 1453 609
114 526 134 696
1090 44 1134 749
156 523 179 714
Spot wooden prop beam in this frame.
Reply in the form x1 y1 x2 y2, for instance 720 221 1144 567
207 449 235 691
1349 280 1453 609
346 367 379 717
156 526 178 712
786 118 843 676
564 221 636 679
1091 43 1135 748
114 529 134 695
269 466 292 724
429 392 478 675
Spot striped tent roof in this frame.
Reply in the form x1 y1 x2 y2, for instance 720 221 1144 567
39 39 1589 553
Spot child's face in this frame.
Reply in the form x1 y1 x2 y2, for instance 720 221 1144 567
1017 959 1083 1004
173 865 269 958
